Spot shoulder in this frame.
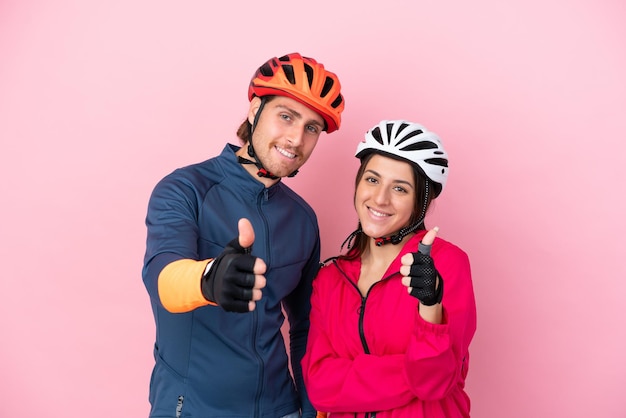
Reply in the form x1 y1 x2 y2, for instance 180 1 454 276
152 155 227 197
312 261 339 294
315 257 356 284
171 154 227 183
432 236 469 261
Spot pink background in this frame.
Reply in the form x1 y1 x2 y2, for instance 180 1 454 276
1 0 625 416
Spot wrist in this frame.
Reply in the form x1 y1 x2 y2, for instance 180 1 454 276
418 302 443 324
203 259 215 275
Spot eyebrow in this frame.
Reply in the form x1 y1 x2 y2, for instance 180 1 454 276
365 169 414 188
275 104 324 128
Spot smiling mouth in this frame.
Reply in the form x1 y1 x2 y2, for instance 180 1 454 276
275 146 296 159
368 207 390 217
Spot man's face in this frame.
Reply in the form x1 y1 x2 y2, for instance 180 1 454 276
246 96 325 178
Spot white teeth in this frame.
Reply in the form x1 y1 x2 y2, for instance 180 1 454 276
369 208 389 217
276 146 295 159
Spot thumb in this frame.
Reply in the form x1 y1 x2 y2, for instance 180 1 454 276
418 226 439 255
237 218 255 249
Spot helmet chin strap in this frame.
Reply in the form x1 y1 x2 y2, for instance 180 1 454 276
238 97 299 179
374 222 422 246
341 219 424 251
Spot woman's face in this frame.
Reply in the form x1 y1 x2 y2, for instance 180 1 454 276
355 154 416 240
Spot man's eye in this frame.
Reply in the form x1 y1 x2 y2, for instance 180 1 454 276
306 125 319 134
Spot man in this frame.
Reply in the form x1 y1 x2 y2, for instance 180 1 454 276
142 53 345 418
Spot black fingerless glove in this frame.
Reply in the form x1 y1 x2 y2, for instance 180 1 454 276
407 251 444 306
201 238 257 313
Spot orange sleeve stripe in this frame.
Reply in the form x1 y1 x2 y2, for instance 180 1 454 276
157 259 217 313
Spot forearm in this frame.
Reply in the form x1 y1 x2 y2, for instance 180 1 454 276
304 351 414 412
290 335 316 417
158 259 215 313
406 244 477 399
287 287 316 416
285 246 320 416
403 309 457 400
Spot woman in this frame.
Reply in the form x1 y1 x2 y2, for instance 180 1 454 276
302 120 477 417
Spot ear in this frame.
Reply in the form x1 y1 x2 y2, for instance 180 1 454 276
247 96 262 125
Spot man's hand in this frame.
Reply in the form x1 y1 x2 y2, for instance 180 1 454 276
400 227 443 306
201 218 266 312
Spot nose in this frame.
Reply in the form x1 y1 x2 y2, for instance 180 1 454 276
372 186 390 206
286 125 305 147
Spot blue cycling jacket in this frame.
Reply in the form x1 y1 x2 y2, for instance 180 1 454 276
142 144 320 417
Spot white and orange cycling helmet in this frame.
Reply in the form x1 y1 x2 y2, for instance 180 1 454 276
355 120 448 197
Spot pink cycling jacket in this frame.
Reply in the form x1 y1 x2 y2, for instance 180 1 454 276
302 231 477 417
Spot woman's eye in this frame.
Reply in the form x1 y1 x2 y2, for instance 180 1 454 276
365 177 378 184
394 186 408 193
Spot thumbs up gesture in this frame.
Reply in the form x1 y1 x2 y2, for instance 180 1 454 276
201 218 267 312
400 227 443 306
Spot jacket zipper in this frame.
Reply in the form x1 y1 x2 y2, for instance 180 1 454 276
252 189 270 417
360 285 382 418
175 395 183 418
349 270 399 355
334 262 397 418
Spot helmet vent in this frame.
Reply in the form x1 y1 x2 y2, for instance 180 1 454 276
424 157 449 167
304 64 315 88
401 141 438 151
282 65 296 84
259 62 274 77
320 76 334 98
331 94 343 109
396 128 423 146
397 122 410 134
370 126 385 145
385 124 393 141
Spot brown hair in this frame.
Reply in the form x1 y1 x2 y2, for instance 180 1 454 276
236 118 252 144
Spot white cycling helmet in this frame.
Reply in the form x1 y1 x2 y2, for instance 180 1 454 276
355 120 449 197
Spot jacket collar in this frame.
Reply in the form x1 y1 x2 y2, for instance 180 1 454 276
220 144 282 199
333 232 429 282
